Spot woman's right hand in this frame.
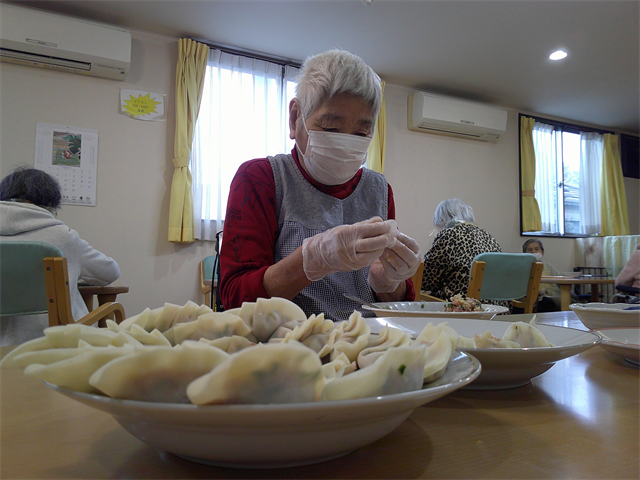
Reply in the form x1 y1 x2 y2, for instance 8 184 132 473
301 217 396 281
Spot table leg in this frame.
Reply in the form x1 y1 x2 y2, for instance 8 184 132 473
558 284 572 311
590 284 600 303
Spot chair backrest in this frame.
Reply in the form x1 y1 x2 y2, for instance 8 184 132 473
410 261 425 295
467 252 542 304
0 241 63 316
200 255 218 307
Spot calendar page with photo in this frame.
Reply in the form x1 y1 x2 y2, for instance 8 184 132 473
34 123 98 206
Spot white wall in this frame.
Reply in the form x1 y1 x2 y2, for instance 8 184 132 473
1 30 637 317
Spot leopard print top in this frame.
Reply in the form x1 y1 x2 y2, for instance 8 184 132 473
421 222 507 306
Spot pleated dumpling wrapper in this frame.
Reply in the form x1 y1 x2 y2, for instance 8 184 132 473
187 341 324 405
247 297 307 343
322 344 428 401
24 345 136 393
502 318 554 348
90 341 229 403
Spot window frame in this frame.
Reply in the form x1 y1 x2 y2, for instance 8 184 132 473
518 113 613 239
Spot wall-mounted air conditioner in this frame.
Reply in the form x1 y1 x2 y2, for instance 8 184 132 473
0 3 131 81
408 91 507 141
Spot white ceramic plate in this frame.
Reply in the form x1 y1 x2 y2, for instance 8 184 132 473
45 351 480 469
362 301 508 320
569 303 640 330
367 315 601 390
596 328 640 366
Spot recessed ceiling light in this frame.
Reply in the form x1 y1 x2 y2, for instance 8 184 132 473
549 50 568 61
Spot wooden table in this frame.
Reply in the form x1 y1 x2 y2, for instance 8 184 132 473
1 311 638 479
78 285 129 312
540 276 615 311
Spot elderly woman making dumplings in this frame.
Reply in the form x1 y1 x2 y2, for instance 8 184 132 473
219 49 420 320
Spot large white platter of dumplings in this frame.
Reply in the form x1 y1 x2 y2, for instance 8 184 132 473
367 314 602 389
44 350 480 468
1 298 482 468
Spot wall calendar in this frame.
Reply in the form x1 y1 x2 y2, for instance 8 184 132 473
34 123 98 206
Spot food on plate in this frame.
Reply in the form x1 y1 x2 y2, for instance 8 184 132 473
322 344 428 401
3 298 551 406
186 342 324 405
90 341 229 403
444 294 484 312
502 318 555 347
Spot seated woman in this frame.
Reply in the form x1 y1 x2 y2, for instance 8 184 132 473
0 167 121 345
421 198 505 305
522 238 561 312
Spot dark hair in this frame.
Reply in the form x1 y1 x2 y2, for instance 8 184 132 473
522 238 544 253
0 167 62 209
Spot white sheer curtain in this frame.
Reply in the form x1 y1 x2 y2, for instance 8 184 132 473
191 49 298 240
579 132 603 235
532 122 558 233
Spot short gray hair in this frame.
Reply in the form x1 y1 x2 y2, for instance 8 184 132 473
433 198 475 230
295 49 382 119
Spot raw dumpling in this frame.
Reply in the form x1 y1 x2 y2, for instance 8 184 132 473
24 345 136 393
421 332 454 383
357 326 412 369
44 324 118 348
10 347 94 368
473 331 520 349
322 344 428 401
201 335 255 353
502 318 554 348
187 342 323 405
415 322 459 351
330 310 371 362
168 312 256 344
89 341 229 403
270 314 338 357
248 297 307 343
321 352 357 381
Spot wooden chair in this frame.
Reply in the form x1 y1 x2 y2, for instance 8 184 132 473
200 255 218 308
410 261 424 297
419 253 543 313
466 253 543 313
44 256 125 327
0 241 124 333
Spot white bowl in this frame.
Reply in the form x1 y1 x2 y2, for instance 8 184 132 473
45 351 480 468
569 303 640 330
596 328 640 366
367 316 601 390
362 301 507 320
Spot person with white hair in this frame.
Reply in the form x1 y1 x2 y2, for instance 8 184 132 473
219 49 420 321
421 198 504 304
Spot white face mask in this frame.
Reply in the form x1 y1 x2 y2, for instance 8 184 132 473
298 115 372 185
532 252 543 261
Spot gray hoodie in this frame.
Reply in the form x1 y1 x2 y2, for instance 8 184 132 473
0 200 121 324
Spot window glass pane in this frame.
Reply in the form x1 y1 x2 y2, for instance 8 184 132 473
562 132 581 234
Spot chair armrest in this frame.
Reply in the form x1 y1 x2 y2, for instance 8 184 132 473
420 292 446 302
76 302 125 328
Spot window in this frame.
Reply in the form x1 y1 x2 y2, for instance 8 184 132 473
520 114 613 237
190 48 299 241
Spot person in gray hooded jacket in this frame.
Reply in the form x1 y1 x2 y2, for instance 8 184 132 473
0 167 120 344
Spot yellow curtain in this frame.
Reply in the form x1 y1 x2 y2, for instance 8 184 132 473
520 116 542 231
168 39 208 243
366 81 386 173
600 134 630 235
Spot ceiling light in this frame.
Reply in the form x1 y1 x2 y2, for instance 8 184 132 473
549 50 568 61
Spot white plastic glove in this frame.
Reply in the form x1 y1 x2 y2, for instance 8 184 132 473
368 227 421 293
302 217 397 281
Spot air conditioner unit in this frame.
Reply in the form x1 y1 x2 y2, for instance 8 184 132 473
408 91 507 141
0 3 131 81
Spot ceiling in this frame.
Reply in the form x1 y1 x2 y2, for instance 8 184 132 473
8 0 640 134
